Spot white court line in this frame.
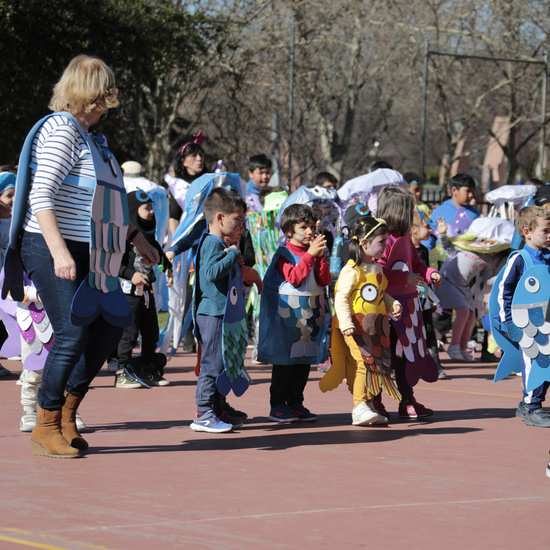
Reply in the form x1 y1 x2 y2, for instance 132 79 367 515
78 495 548 530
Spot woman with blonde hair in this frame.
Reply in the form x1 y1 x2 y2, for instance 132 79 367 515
4 55 159 458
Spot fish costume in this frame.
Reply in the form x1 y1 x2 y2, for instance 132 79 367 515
488 248 550 392
377 233 438 386
2 112 131 328
320 261 401 401
193 232 250 397
258 246 328 366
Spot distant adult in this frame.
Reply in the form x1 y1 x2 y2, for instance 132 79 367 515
168 133 209 237
6 55 158 458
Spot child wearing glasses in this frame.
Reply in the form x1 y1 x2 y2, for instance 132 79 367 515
112 190 173 389
320 217 403 425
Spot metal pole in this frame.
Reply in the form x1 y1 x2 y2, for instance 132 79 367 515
288 26 295 190
420 40 429 179
539 51 548 179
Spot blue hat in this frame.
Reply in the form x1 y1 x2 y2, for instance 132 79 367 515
0 172 15 194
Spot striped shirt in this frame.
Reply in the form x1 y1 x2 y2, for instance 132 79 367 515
23 114 95 242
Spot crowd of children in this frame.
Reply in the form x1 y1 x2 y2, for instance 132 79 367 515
5 142 550 463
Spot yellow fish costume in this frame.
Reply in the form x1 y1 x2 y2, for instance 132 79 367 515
320 261 401 404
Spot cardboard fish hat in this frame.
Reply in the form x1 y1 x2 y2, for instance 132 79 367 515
450 217 514 254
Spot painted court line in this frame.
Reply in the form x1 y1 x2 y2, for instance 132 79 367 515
76 495 548 531
0 528 110 550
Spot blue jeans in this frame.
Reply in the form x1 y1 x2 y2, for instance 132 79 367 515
20 231 122 410
195 314 224 414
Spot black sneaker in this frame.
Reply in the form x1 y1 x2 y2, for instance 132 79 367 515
140 364 170 387
221 401 248 420
524 407 550 428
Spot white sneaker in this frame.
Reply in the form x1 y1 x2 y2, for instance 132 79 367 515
20 411 37 432
75 412 86 431
461 349 476 363
352 402 384 426
447 344 465 362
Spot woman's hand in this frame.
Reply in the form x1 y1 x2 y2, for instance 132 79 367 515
342 327 355 336
165 269 174 288
132 231 160 266
52 247 77 280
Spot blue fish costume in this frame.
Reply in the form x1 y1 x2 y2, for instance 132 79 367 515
192 233 250 397
2 113 131 328
258 246 328 365
488 249 550 392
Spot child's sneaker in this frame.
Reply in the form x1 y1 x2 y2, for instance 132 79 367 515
447 344 465 362
461 349 476 363
0 364 11 377
352 402 383 426
20 411 37 432
317 358 331 373
75 412 86 431
190 410 233 433
115 367 148 389
516 401 528 419
399 398 434 419
221 400 248 420
373 394 390 419
140 364 170 386
269 404 299 423
289 403 318 422
217 410 243 428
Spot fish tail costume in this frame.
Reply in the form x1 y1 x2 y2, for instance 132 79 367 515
2 113 131 328
377 233 438 388
258 246 328 365
320 261 401 403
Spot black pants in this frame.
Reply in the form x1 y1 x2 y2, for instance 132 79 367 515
269 364 311 407
117 293 159 368
422 307 437 349
390 326 413 403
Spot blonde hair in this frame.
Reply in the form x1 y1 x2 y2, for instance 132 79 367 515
377 186 415 236
412 210 423 228
515 205 550 235
49 55 119 115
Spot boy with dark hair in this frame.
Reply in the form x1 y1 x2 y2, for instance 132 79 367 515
498 205 550 427
310 171 338 189
246 154 272 196
190 187 248 433
426 173 481 250
258 203 331 423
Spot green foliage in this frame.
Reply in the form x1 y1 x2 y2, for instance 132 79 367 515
0 0 214 164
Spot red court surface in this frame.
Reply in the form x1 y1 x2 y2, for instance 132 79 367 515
1 350 549 549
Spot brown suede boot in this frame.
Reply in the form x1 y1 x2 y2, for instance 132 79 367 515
61 393 89 451
31 407 81 458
